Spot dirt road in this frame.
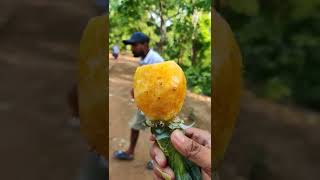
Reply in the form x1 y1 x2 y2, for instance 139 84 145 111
221 92 320 180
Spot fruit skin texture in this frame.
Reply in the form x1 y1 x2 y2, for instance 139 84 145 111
133 61 187 121
213 9 242 169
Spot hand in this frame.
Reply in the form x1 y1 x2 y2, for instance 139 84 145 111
150 128 212 180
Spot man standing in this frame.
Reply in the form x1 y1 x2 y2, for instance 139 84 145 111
113 32 164 169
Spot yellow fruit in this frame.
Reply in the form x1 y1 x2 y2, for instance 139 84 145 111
78 15 108 158
213 9 242 169
133 61 187 121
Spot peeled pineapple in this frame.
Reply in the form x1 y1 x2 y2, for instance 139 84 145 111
133 61 187 121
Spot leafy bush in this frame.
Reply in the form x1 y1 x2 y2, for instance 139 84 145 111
220 0 320 109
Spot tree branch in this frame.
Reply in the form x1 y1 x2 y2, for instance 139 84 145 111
167 3 182 20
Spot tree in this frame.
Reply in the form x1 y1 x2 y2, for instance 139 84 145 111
109 0 212 96
220 0 320 109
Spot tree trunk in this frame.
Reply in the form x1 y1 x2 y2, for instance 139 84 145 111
191 10 199 66
158 0 166 53
191 40 197 66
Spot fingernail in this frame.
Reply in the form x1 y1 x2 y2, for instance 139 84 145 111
161 172 171 180
155 166 171 180
172 130 185 144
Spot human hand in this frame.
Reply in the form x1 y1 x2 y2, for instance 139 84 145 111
150 127 212 180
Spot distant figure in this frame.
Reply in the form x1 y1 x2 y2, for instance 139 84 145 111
112 45 120 60
113 32 164 170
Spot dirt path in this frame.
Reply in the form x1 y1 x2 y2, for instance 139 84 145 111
220 92 320 180
108 56 152 179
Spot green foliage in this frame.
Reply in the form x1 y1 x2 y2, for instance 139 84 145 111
109 0 212 96
182 64 212 96
261 77 291 101
220 0 320 109
229 0 259 16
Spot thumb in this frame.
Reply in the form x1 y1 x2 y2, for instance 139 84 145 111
171 130 211 174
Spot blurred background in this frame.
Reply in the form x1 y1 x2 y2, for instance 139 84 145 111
108 0 211 179
1 0 319 179
215 0 320 180
109 0 212 96
0 0 106 179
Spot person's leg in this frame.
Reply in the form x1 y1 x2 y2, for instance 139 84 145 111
125 128 139 155
113 110 146 160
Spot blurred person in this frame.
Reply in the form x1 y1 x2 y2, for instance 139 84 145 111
113 32 164 170
149 128 213 180
112 44 120 60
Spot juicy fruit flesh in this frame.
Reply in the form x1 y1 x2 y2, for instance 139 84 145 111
133 61 187 121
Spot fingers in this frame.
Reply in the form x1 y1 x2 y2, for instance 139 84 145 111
153 163 175 180
149 135 174 180
149 134 156 141
152 172 162 180
150 138 174 180
150 129 212 179
202 171 212 180
171 130 211 175
184 127 211 148
150 142 167 168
